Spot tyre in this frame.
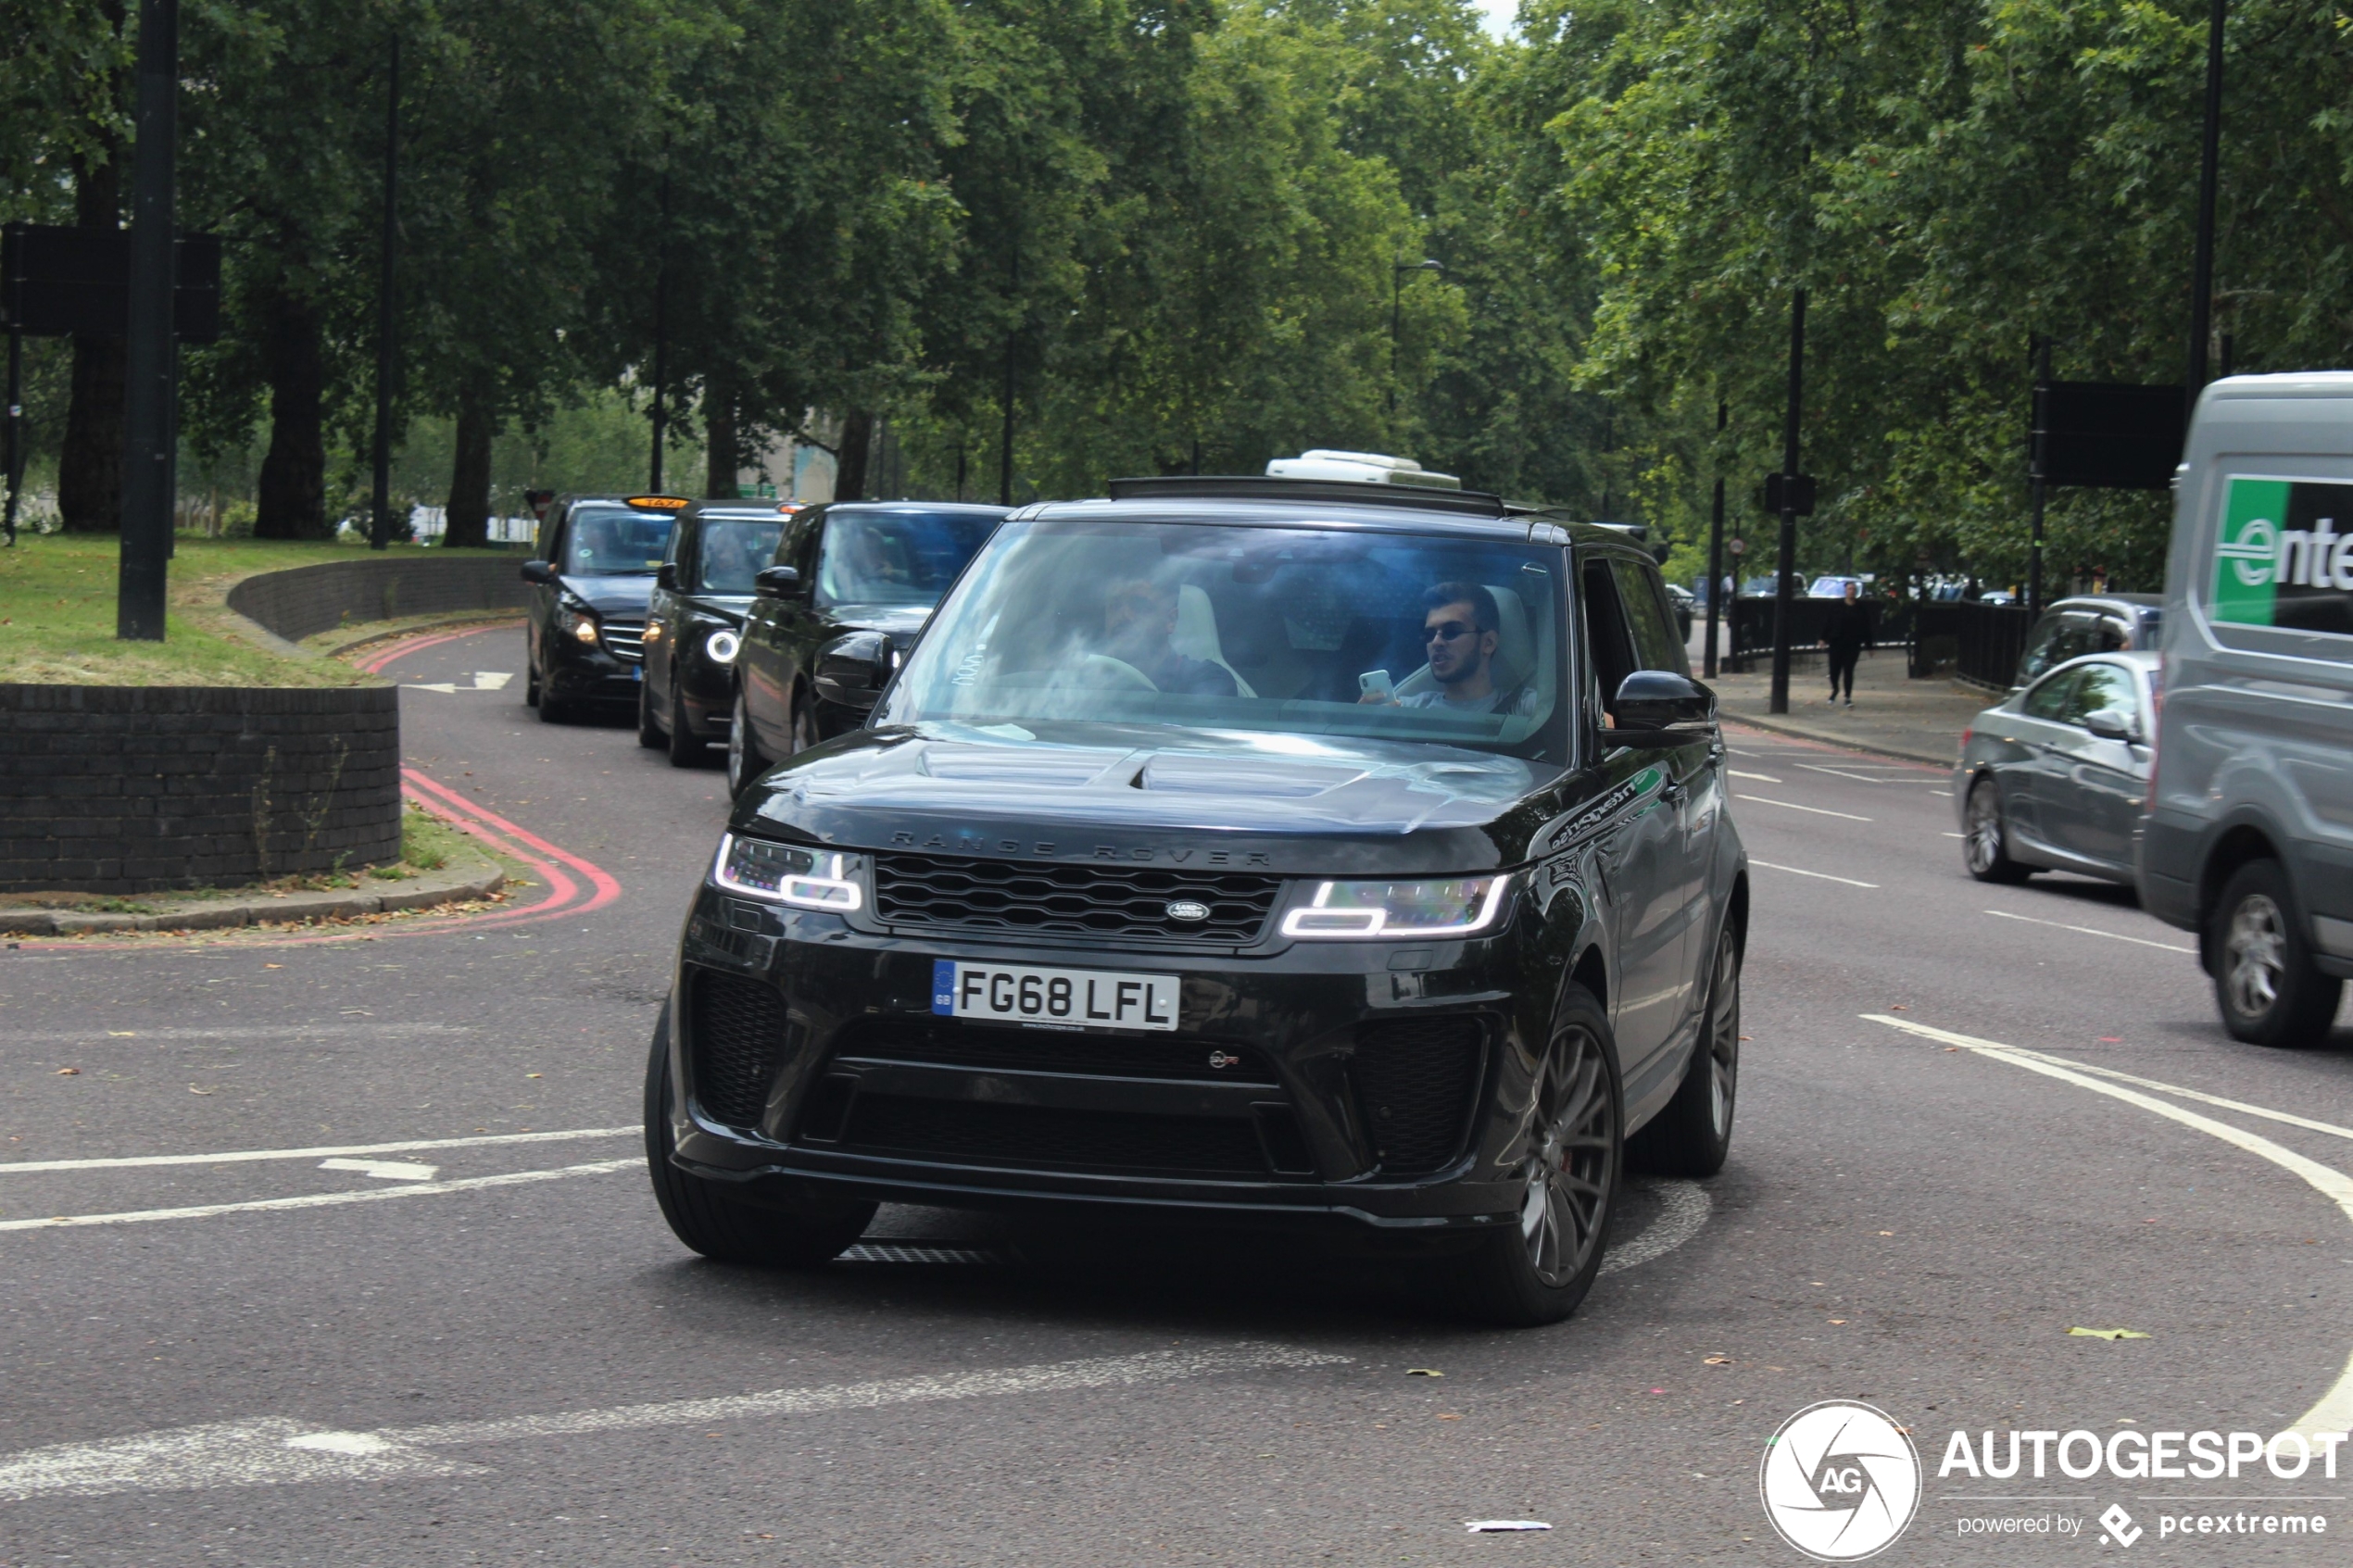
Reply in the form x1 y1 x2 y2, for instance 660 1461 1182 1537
1963 775 2032 884
642 1001 876 1267
536 669 573 724
2210 859 2344 1048
636 677 664 748
1629 922 1739 1177
727 684 771 798
666 681 707 767
788 690 819 756
524 661 540 709
1441 985 1622 1327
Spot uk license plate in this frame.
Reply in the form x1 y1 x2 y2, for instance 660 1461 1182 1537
931 960 1180 1033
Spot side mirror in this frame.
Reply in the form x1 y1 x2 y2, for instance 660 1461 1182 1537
1611 671 1716 746
519 559 556 586
655 562 678 592
754 564 802 599
2084 708 2138 744
812 630 890 709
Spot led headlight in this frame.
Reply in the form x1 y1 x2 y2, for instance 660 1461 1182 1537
705 628 740 664
556 597 599 645
711 833 861 911
1279 874 1510 940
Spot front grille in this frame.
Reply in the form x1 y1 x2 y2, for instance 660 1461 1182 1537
837 1096 1266 1176
830 1016 1277 1084
688 972 786 1128
599 618 646 663
1350 1015 1484 1173
874 853 1280 946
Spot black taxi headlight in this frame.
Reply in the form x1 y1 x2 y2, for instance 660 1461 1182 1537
557 598 599 645
712 833 862 911
1279 874 1510 940
704 628 740 665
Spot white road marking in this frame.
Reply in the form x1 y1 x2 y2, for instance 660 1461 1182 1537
317 1158 439 1182
0 1343 1349 1501
1601 1179 1710 1274
403 671 514 695
1793 762 1906 784
11 1023 470 1045
0 1125 635 1177
1750 859 1879 889
1983 909 2194 954
0 1158 639 1233
1863 1013 2353 1444
1728 769 1781 784
1732 795 1873 822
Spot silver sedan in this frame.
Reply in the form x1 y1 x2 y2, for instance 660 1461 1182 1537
1954 650 2158 885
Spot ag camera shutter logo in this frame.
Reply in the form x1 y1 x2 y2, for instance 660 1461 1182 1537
1759 1401 1921 1561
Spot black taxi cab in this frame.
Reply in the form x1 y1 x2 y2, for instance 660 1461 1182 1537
726 501 1007 797
645 474 1748 1325
522 494 688 722
638 499 800 765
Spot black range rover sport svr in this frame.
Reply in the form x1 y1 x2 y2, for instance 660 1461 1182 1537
645 475 1748 1324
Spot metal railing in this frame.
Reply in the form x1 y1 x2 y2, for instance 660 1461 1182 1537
1909 602 2032 688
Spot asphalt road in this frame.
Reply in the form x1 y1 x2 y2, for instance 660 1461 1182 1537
5 623 2352 1565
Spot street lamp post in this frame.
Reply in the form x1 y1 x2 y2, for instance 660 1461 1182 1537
117 0 180 638
1389 259 1444 420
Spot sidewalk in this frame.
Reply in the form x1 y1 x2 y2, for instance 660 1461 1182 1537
1690 636 1989 767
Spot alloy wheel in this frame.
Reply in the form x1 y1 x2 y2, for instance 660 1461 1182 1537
1705 932 1740 1138
2225 893 2288 1021
727 689 750 792
1517 1027 1617 1287
1965 784 2004 875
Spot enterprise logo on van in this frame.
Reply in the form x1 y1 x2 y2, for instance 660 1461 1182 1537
2210 477 2353 636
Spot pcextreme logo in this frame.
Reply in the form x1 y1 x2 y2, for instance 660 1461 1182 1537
1759 1401 1923 1562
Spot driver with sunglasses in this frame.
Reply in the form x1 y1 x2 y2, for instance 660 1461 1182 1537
1365 581 1536 716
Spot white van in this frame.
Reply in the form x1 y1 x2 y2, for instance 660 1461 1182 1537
2140 372 2353 1047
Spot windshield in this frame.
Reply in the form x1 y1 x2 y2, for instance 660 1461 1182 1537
879 518 1565 756
817 511 998 607
560 508 673 576
694 519 787 594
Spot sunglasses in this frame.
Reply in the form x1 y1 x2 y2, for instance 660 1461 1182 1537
1425 621 1478 643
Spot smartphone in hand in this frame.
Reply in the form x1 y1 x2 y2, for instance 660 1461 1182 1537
1358 669 1393 704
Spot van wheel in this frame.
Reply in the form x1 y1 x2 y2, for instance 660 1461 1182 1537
727 684 770 798
524 665 540 709
2211 859 2343 1048
1629 923 1739 1177
1441 986 1620 1326
1963 777 2032 884
642 1001 876 1266
636 679 664 748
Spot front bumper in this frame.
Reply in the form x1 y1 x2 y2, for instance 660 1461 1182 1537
546 622 644 707
663 885 1550 1236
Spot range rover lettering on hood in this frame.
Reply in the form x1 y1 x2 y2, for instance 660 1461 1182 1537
753 729 1547 841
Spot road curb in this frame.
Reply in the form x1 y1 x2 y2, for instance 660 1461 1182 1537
0 862 507 937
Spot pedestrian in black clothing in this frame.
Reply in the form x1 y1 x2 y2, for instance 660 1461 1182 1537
1824 580 1870 706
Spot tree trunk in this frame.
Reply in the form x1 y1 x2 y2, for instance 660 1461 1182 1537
834 409 875 501
703 377 736 498
254 283 329 539
443 387 494 548
58 155 125 534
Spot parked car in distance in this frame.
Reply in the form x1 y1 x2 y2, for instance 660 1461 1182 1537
521 494 688 722
727 501 1008 797
648 472 1749 1326
1663 581 1694 643
1806 574 1869 599
1956 651 2157 888
2011 593 2163 689
639 500 799 766
2140 371 2353 1047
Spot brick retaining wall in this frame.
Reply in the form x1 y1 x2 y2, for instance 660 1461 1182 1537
225 551 531 643
0 685 401 894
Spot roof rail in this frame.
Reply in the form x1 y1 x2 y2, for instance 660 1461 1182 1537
1104 474 1507 517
